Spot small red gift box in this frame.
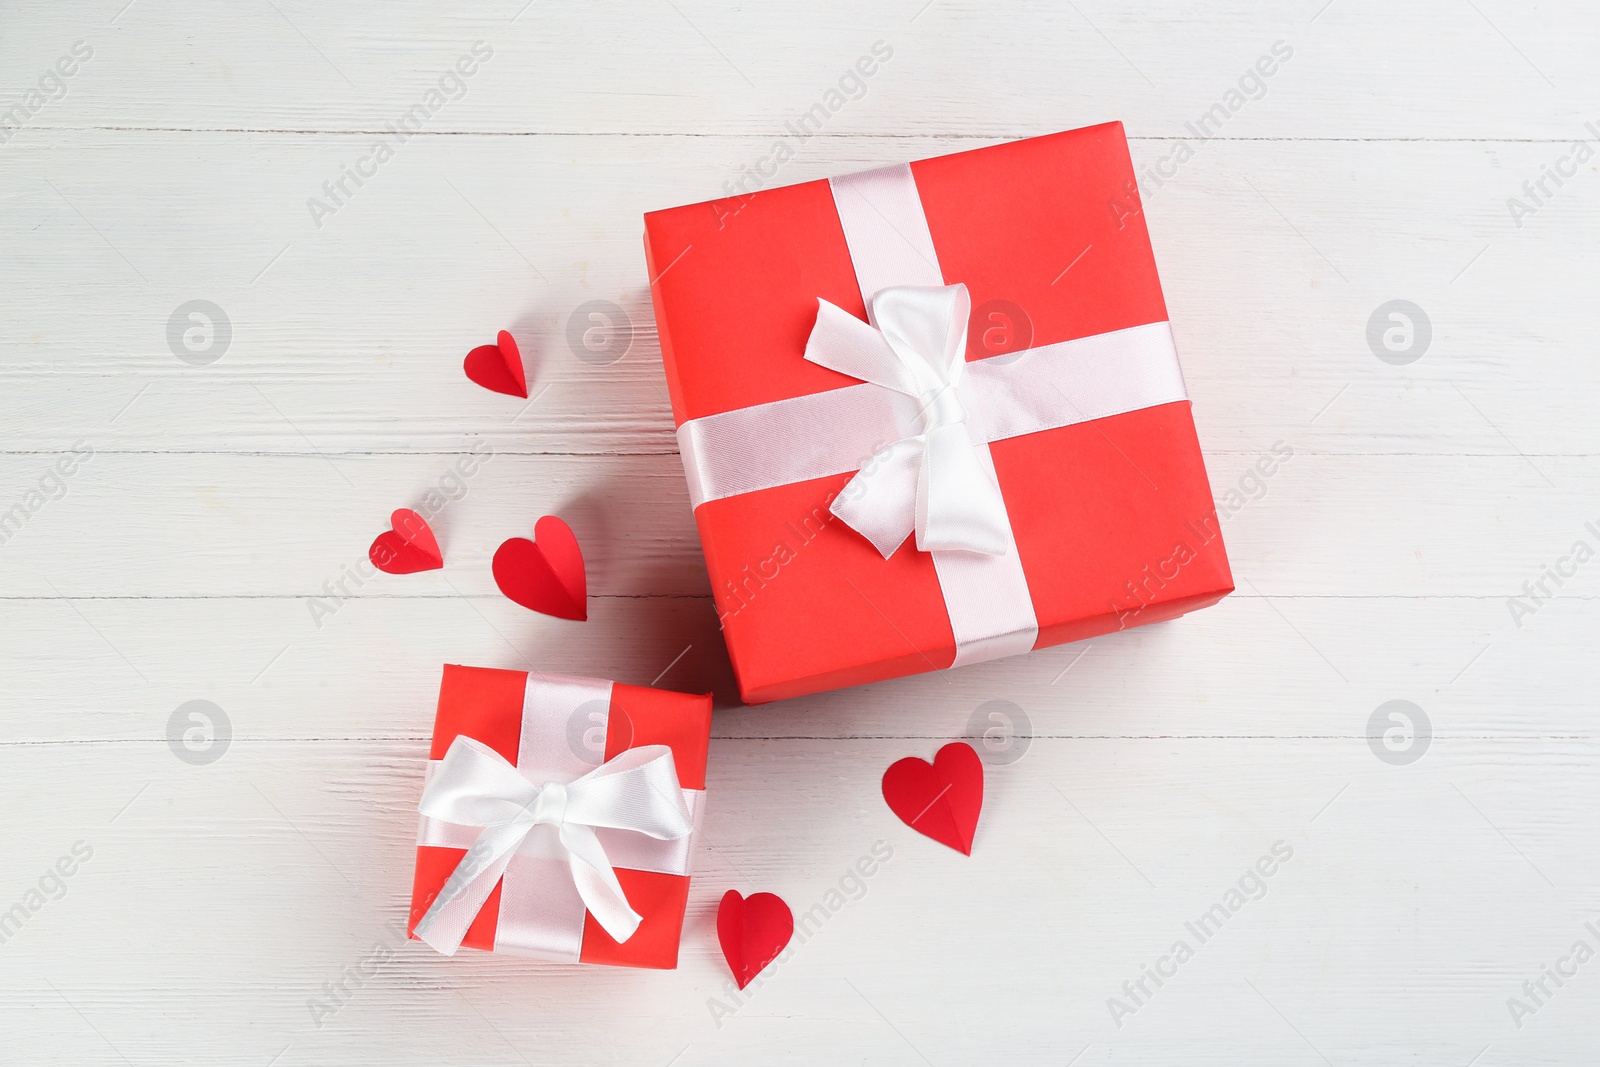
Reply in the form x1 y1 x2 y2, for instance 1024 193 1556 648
644 122 1232 704
407 665 711 969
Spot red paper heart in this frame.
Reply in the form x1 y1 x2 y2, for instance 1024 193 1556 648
717 890 793 990
881 741 984 855
463 329 527 398
368 508 443 574
492 515 587 620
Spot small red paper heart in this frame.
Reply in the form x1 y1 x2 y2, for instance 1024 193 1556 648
881 741 984 855
492 515 586 620
717 890 793 990
368 508 443 574
463 329 527 398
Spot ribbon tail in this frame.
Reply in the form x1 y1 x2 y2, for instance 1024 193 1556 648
559 823 643 944
915 424 1010 556
554 745 696 944
830 437 923 559
413 821 528 956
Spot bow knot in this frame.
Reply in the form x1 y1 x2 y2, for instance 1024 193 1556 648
919 383 967 435
804 283 1012 558
413 737 693 956
527 779 568 828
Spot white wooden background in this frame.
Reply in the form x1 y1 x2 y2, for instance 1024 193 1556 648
3 1 1597 1062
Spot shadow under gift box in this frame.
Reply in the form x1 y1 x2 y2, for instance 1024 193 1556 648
408 665 712 969
643 122 1232 704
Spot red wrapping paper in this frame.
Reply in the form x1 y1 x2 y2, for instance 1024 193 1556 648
644 122 1232 703
407 665 712 969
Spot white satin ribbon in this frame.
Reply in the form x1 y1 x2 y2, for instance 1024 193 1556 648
807 283 1012 558
413 738 693 957
673 162 1188 667
677 320 1185 509
418 778 705 875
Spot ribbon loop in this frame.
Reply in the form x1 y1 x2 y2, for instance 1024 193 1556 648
873 284 968 394
805 283 1011 559
414 737 692 956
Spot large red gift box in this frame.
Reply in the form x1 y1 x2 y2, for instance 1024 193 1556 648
644 122 1232 704
407 665 712 969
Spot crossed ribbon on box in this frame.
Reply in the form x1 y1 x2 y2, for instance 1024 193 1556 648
412 737 693 956
675 162 1190 667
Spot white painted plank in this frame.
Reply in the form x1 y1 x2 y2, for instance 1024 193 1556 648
3 1 1596 139
0 736 1594 1064
0 591 1584 741
1 134 1596 455
0 452 1591 600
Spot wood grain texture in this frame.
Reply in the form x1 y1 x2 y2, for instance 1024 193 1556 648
4 134 1599 456
2 0 1597 1063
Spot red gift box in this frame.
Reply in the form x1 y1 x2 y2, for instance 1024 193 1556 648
644 122 1232 704
407 665 711 969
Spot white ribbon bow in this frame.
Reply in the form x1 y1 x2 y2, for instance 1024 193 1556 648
413 737 694 956
804 283 1011 558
